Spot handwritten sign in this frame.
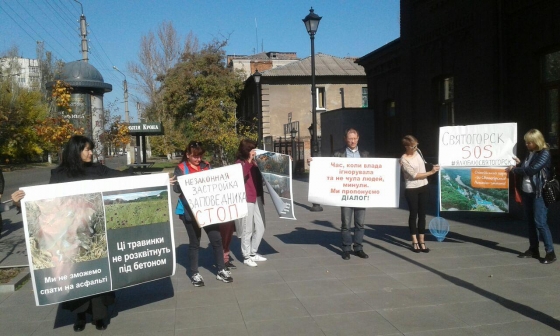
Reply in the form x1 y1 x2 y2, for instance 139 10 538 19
308 157 400 208
177 164 248 227
439 122 517 167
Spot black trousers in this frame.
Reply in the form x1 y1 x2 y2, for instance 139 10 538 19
404 185 429 236
180 215 225 275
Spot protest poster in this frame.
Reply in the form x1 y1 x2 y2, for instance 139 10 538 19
439 122 517 167
20 173 175 306
176 164 248 227
308 157 400 208
255 150 296 220
440 167 509 212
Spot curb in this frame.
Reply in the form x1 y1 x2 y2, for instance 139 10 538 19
0 268 30 293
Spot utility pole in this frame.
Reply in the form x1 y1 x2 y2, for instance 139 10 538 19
75 1 89 62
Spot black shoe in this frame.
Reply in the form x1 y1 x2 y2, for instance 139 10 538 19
543 251 557 264
354 250 369 259
411 242 421 253
73 313 86 332
225 260 237 270
419 242 430 253
94 319 107 331
518 248 540 259
342 251 351 260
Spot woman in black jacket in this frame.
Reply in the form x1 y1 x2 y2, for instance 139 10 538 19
507 129 555 264
14 135 129 331
52 135 130 331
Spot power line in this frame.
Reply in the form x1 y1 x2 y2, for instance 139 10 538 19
19 0 77 51
0 2 71 60
43 0 77 33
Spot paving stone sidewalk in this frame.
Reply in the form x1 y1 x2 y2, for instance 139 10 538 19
1 177 560 335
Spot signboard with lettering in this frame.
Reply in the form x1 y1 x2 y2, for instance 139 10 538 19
438 122 517 167
20 174 175 306
308 157 400 208
177 164 248 227
127 122 164 135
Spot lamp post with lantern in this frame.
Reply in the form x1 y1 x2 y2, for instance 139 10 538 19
303 7 323 212
253 70 263 148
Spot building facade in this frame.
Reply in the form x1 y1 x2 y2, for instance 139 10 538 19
237 53 368 166
357 0 560 167
0 57 41 90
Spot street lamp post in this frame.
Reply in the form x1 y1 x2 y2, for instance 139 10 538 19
113 66 132 164
303 7 323 212
253 70 263 148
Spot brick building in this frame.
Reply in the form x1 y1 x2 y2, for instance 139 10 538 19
357 0 560 167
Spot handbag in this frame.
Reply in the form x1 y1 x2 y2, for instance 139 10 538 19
542 168 560 207
416 149 435 181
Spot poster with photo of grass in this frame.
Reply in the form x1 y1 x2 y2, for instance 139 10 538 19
20 174 175 306
440 167 509 213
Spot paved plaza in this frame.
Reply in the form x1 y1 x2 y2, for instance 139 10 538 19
1 172 560 335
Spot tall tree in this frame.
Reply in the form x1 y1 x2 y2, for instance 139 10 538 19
163 39 255 165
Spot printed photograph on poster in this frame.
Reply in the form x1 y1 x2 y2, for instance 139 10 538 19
103 186 169 229
256 151 290 176
255 150 296 220
25 193 106 271
440 167 509 212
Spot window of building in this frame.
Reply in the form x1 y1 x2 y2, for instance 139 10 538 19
316 87 326 109
543 51 560 149
437 76 454 126
30 66 39 74
362 87 368 108
18 77 26 84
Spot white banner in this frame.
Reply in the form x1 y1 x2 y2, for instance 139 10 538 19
20 173 176 306
177 164 248 227
308 157 400 208
439 122 517 167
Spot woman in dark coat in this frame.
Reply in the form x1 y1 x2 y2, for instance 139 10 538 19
51 135 129 331
507 129 555 264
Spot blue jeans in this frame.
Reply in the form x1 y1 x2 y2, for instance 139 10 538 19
521 192 554 253
341 207 365 252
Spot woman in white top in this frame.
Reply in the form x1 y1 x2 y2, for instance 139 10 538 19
400 135 440 253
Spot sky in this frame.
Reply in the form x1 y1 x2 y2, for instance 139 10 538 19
0 0 400 121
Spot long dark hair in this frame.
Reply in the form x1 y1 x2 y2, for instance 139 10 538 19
236 139 256 161
181 141 205 162
56 135 95 177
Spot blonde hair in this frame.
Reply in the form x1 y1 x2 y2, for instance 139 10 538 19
402 135 418 147
524 129 548 151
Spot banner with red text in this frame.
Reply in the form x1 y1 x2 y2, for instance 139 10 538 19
20 174 175 306
439 122 517 167
177 163 248 227
308 157 400 208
